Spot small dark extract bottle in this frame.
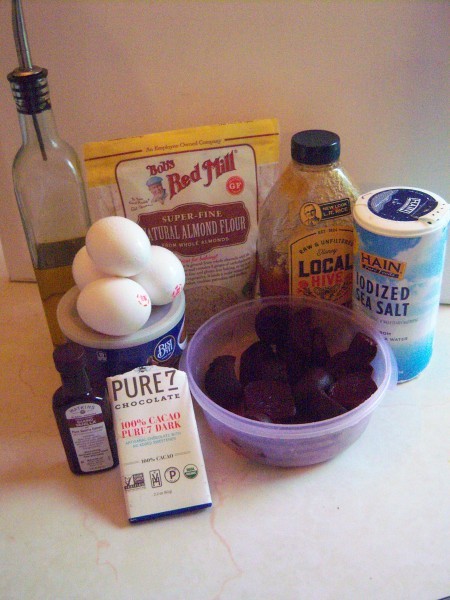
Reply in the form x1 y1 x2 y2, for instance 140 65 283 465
52 342 118 475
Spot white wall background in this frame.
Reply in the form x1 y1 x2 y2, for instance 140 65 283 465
0 0 448 281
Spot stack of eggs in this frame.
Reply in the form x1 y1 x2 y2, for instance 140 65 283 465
72 216 185 336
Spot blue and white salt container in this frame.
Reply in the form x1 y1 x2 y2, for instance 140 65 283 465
353 187 450 382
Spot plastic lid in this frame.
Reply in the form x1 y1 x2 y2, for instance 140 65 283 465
291 130 340 165
57 286 185 350
53 342 86 373
354 187 450 238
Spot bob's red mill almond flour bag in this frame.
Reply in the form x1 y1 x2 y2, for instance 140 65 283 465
83 119 280 334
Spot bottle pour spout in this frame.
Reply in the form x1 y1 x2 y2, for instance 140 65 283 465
13 0 33 71
9 0 47 159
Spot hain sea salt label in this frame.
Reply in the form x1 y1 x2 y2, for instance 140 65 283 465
107 366 211 522
353 187 450 382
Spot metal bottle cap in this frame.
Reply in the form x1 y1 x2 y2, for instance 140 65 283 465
8 67 51 114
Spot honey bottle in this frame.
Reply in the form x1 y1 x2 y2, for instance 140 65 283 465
258 130 359 306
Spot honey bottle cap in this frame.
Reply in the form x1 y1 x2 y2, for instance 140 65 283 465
291 130 340 165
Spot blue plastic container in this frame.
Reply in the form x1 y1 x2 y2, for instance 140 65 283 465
57 287 186 395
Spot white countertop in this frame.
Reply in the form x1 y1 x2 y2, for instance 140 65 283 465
1 252 449 600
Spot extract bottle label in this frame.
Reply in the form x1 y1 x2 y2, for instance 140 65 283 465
66 403 114 473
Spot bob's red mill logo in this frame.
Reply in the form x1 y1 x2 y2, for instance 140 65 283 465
147 151 236 200
359 251 407 280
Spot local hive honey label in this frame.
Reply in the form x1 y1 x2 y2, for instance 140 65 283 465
289 223 354 304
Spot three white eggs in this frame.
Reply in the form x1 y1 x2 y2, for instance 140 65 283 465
72 216 185 336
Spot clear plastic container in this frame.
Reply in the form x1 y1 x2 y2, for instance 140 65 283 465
183 296 397 467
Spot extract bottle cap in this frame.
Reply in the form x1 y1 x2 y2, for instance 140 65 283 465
291 130 340 165
53 342 86 373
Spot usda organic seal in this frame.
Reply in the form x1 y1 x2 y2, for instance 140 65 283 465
183 464 199 479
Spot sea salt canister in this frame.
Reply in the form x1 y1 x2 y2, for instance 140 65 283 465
353 187 449 382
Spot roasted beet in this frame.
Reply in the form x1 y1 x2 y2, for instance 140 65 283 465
243 379 296 423
239 341 287 386
204 355 243 410
291 367 336 422
328 372 378 410
291 383 347 423
254 304 290 345
309 390 347 421
286 307 314 360
327 350 354 379
311 327 331 366
327 334 377 378
279 344 311 385
291 367 334 405
348 332 378 365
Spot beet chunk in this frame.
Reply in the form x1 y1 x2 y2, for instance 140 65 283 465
244 379 296 423
291 367 335 420
311 327 331 366
328 372 378 410
348 332 378 365
310 391 348 421
204 355 243 410
279 344 310 385
327 350 355 379
276 307 316 383
292 367 334 404
286 307 314 360
239 341 287 386
327 344 377 379
255 305 290 345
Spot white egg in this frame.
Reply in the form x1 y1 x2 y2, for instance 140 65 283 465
72 246 108 290
131 245 185 305
76 277 152 336
85 216 152 277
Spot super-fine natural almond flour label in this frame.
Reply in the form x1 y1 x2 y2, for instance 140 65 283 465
84 119 279 333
